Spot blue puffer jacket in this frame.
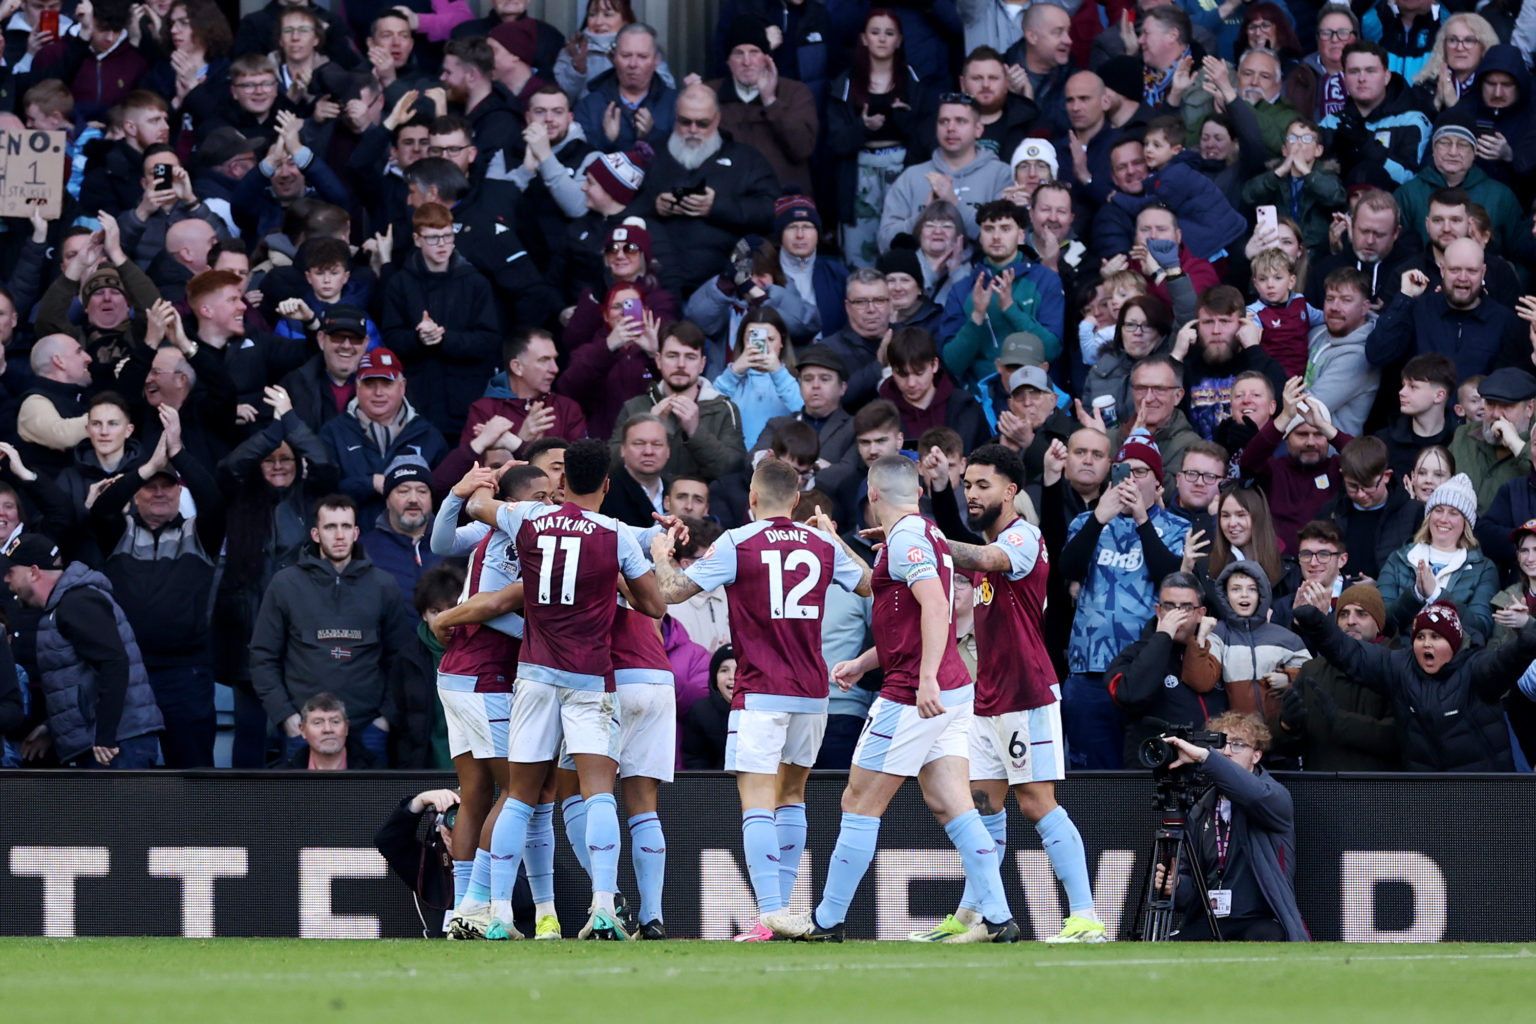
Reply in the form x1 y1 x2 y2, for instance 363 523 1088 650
1108 149 1247 261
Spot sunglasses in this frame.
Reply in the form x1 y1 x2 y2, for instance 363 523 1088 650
606 242 642 255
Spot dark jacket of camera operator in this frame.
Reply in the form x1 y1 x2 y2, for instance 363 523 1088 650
374 795 455 937
1108 575 1230 767
1173 732 1308 942
1292 601 1536 773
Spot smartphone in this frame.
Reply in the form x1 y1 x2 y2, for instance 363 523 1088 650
620 297 643 328
746 325 769 353
676 179 707 199
39 9 59 36
153 162 174 191
1256 205 1277 236
1110 462 1131 486
1475 118 1495 136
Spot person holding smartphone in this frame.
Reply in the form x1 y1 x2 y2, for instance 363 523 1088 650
713 308 804 450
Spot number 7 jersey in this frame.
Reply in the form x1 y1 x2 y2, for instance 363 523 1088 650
496 500 652 692
683 515 865 711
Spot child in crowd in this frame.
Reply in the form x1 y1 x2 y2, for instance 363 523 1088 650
1187 560 1311 729
1248 247 1322 377
275 237 382 349
1456 375 1485 424
1239 117 1347 253
1107 116 1247 263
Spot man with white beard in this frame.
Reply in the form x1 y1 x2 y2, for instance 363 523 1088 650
631 83 779 298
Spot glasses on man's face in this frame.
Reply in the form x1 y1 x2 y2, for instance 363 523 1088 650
1318 28 1355 41
427 144 469 157
1131 383 1180 395
1297 549 1340 563
1344 474 1384 497
1180 469 1222 485
1445 35 1479 48
1286 132 1317 145
1160 602 1200 614
1226 739 1254 754
606 242 641 255
417 232 454 247
675 115 714 129
846 296 889 308
1125 465 1154 480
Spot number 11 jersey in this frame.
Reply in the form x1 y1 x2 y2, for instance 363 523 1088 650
683 516 864 711
496 500 650 692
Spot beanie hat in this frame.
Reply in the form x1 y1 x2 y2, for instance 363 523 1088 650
876 244 923 283
82 265 125 301
382 455 432 496
1431 108 1478 148
722 17 772 55
587 141 653 205
1099 56 1144 102
1413 601 1464 655
1426 472 1477 529
1337 583 1387 631
773 189 822 236
1009 137 1059 179
489 18 538 66
1115 429 1163 481
606 216 653 261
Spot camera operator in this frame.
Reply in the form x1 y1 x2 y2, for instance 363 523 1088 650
1152 712 1308 943
1107 572 1228 766
373 787 536 938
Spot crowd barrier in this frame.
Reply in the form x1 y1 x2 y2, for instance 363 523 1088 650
2 771 1531 941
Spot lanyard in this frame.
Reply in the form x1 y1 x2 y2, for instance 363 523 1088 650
1213 799 1231 880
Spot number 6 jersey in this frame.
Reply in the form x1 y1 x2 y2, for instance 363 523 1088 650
683 516 865 712
496 500 651 692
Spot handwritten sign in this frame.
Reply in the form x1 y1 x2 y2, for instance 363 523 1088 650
0 130 68 220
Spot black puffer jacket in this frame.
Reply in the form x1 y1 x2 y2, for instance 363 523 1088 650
1293 604 1536 772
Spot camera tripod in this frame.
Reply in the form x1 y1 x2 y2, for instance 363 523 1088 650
1129 771 1223 942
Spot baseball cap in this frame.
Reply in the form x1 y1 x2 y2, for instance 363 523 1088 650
1007 366 1051 394
319 305 368 337
357 348 404 381
0 534 62 573
998 332 1046 368
1509 518 1536 544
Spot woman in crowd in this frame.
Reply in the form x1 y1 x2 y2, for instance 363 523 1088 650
827 9 927 268
145 0 233 116
1491 520 1536 643
559 282 666 441
1081 295 1174 426
712 308 803 448
1235 3 1304 71
563 220 679 356
912 200 972 306
1378 474 1499 640
1414 13 1499 112
1191 484 1292 600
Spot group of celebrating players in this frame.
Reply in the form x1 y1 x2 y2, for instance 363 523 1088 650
432 436 1104 944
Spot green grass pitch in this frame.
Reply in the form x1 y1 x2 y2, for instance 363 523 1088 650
3 940 1534 1023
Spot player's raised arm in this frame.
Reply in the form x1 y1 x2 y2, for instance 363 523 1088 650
649 527 704 604
464 483 502 526
947 539 1012 574
807 504 874 597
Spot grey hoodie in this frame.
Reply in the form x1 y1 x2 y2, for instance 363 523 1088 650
1305 312 1379 436
878 147 1014 252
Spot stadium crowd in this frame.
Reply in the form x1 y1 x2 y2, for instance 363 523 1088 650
2 0 1536 789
